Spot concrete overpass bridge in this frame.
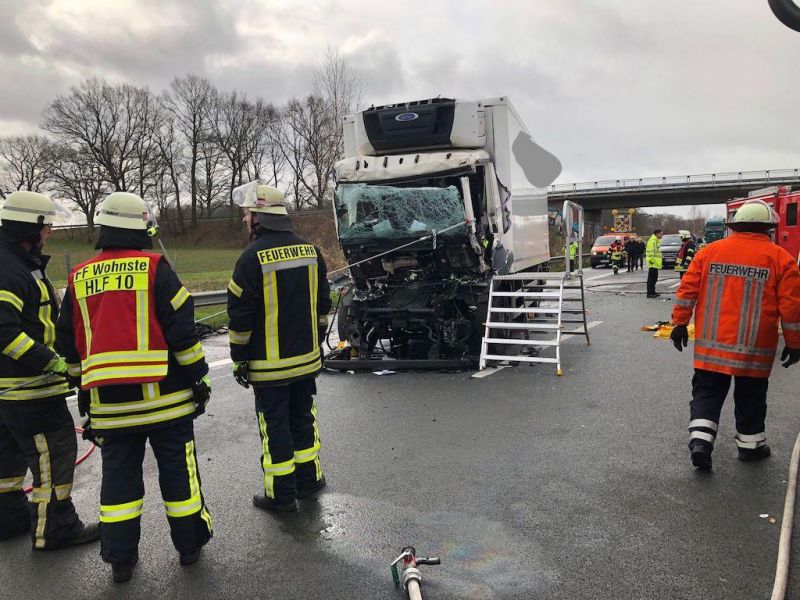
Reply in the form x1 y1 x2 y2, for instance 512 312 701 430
546 168 800 237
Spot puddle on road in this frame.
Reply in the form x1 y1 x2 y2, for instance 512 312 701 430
279 492 559 599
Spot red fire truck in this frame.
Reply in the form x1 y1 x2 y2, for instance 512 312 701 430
726 185 800 260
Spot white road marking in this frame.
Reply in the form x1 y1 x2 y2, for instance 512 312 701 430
584 272 616 282
471 366 507 379
586 320 603 330
669 280 682 289
209 358 233 369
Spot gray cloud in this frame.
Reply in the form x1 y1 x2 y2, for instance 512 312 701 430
0 0 797 189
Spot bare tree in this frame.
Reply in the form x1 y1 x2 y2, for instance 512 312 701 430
312 47 363 157
153 106 186 232
0 135 54 198
49 144 107 230
163 75 215 227
42 78 161 195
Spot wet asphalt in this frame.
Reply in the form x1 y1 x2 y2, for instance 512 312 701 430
1 268 799 599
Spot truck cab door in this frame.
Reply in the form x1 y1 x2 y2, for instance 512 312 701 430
780 198 799 261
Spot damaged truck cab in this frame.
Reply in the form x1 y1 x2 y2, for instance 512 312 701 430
327 97 553 369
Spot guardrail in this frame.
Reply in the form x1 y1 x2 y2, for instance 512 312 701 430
548 168 800 195
193 290 227 307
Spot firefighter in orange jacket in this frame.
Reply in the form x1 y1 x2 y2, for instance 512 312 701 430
55 192 212 583
670 200 800 470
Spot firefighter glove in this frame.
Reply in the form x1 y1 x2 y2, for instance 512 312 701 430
232 361 249 388
77 390 90 417
670 325 689 352
192 374 212 415
45 355 68 376
780 346 800 368
81 420 104 448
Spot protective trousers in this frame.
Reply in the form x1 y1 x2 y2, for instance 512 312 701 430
647 267 659 295
98 419 212 563
254 379 323 504
0 400 83 547
688 368 769 451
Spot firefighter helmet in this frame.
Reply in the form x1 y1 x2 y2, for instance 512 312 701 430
95 192 158 235
679 230 691 240
728 200 778 228
0 191 58 225
232 181 287 215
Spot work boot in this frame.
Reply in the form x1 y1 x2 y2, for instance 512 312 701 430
36 522 100 551
252 493 297 513
297 476 327 500
646 294 659 299
112 551 138 584
738 445 771 462
0 518 30 542
689 441 713 470
180 547 202 566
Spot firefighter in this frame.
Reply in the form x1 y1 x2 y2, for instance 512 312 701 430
670 200 800 470
610 238 624 275
227 182 331 512
0 191 99 549
673 230 696 280
55 192 213 583
646 229 663 297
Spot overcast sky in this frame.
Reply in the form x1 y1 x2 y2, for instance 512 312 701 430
0 0 797 214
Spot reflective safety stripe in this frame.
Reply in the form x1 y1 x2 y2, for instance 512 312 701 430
66 362 81 377
0 476 24 492
0 290 23 312
258 413 275 499
249 348 321 371
747 280 765 347
261 257 317 273
33 434 50 548
174 343 205 366
674 297 695 307
689 419 718 432
694 339 776 357
0 379 69 401
2 332 35 360
90 401 195 430
89 389 193 415
318 315 329 326
36 280 55 348
82 364 169 387
229 330 252 345
690 431 716 444
782 321 800 332
310 403 323 481
136 290 149 352
294 443 320 464
55 483 73 501
227 279 243 298
81 350 169 370
262 459 295 476
99 499 144 523
708 276 725 340
695 354 772 373
248 356 321 382
309 262 319 348
164 493 202 518
76 297 93 354
31 486 52 502
736 431 766 443
170 287 191 311
263 272 279 361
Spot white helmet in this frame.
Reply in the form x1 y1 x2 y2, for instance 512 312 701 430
95 192 155 232
728 199 778 227
232 181 287 215
1 191 59 225
679 230 691 240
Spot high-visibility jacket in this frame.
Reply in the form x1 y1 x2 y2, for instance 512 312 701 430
674 241 696 273
610 244 624 261
0 234 68 403
645 235 662 269
671 232 800 378
569 241 578 260
227 228 332 386
56 249 208 433
66 250 170 388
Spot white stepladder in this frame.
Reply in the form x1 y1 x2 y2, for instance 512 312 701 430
478 200 590 375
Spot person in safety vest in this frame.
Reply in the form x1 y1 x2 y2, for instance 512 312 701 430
674 230 696 280
0 192 99 549
670 200 800 470
55 192 212 583
569 240 578 273
646 229 663 297
610 238 624 275
227 182 331 512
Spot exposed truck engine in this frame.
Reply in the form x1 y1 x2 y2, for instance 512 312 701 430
325 97 556 370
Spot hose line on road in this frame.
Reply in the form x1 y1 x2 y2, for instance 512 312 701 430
22 427 95 494
771 432 800 600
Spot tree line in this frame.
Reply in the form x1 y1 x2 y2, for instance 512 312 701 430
0 50 361 231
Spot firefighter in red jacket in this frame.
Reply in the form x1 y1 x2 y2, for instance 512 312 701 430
55 192 212 583
670 200 800 470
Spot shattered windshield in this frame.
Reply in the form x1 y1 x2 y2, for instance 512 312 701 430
335 184 467 242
